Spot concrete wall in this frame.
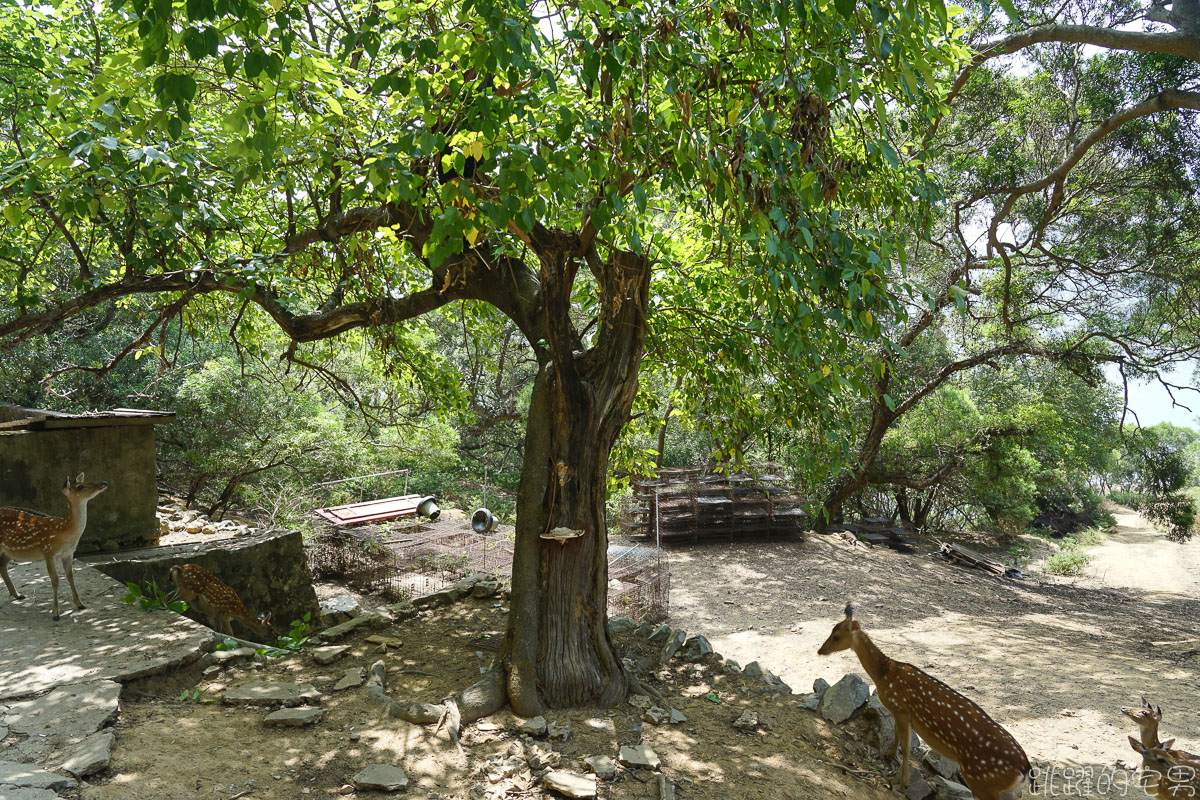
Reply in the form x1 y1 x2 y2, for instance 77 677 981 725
0 425 161 553
85 529 321 637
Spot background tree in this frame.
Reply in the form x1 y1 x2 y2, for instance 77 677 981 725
0 0 961 718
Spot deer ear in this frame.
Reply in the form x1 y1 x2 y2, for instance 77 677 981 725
1129 736 1144 752
1162 739 1175 750
75 472 84 483
1155 707 1162 720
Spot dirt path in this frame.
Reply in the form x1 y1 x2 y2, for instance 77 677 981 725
1082 509 1200 599
665 520 1200 798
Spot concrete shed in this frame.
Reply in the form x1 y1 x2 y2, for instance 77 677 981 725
0 405 174 553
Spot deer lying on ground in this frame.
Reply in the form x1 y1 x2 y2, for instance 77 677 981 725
0 474 109 620
169 563 273 640
1130 737 1200 798
818 605 1034 800
1122 697 1200 765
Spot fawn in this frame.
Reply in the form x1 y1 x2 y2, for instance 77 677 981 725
1130 737 1200 798
169 563 273 640
818 605 1034 800
0 474 109 620
1122 697 1200 765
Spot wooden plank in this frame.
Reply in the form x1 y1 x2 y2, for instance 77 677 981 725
315 494 424 526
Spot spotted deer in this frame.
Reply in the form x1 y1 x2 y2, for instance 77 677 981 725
0 474 109 620
1130 737 1200 798
817 605 1034 800
1122 698 1200 766
169 564 273 640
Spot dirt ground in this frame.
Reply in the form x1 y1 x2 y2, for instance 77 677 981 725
18 507 1198 800
58 596 911 800
666 508 1200 798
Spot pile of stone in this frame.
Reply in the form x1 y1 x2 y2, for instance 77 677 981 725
799 673 974 800
156 496 260 539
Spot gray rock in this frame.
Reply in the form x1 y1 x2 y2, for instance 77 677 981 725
547 721 571 741
607 616 637 635
524 741 561 771
904 767 935 800
724 659 741 673
543 770 597 798
4 681 121 740
471 581 501 598
659 629 687 663
743 661 764 678
733 710 760 732
264 707 325 727
799 692 822 711
0 761 78 792
819 673 870 724
413 588 457 608
60 729 115 777
210 646 258 665
647 624 672 643
635 621 654 637
922 750 959 780
864 692 918 756
334 668 365 691
680 635 714 662
0 725 7 740
668 708 687 725
317 613 389 640
223 681 319 706
312 645 351 665
380 600 418 622
351 764 409 792
618 745 660 770
0 787 61 800
628 694 652 710
643 707 668 725
519 716 548 737
813 677 830 695
583 754 616 781
933 776 974 799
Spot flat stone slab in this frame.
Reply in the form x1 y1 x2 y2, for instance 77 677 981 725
0 761 78 792
312 645 350 665
264 707 325 727
4 681 120 740
0 563 212 701
223 681 320 706
618 745 660 770
0 787 61 800
352 764 409 791
317 613 389 641
60 729 116 777
544 770 597 798
333 667 365 691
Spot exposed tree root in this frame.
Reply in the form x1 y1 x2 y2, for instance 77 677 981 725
366 660 507 743
628 672 664 701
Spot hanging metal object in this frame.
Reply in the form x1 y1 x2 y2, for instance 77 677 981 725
472 507 497 533
416 496 441 521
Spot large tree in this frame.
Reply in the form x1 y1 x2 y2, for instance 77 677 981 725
812 0 1200 525
0 0 960 718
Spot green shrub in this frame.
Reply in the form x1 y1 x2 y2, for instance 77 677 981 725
1142 492 1196 543
1107 489 1144 509
1043 550 1091 575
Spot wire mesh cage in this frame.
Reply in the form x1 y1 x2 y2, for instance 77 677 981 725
306 513 669 623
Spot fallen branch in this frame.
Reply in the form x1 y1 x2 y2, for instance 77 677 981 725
365 659 507 742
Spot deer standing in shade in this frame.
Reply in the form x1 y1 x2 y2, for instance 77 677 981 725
817 605 1034 800
1130 737 1200 798
0 474 109 620
169 563 273 640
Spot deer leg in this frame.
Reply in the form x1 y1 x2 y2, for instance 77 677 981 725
895 714 912 791
61 554 85 610
0 554 24 600
43 555 61 620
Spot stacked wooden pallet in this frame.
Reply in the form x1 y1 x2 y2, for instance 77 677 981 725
623 465 807 543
